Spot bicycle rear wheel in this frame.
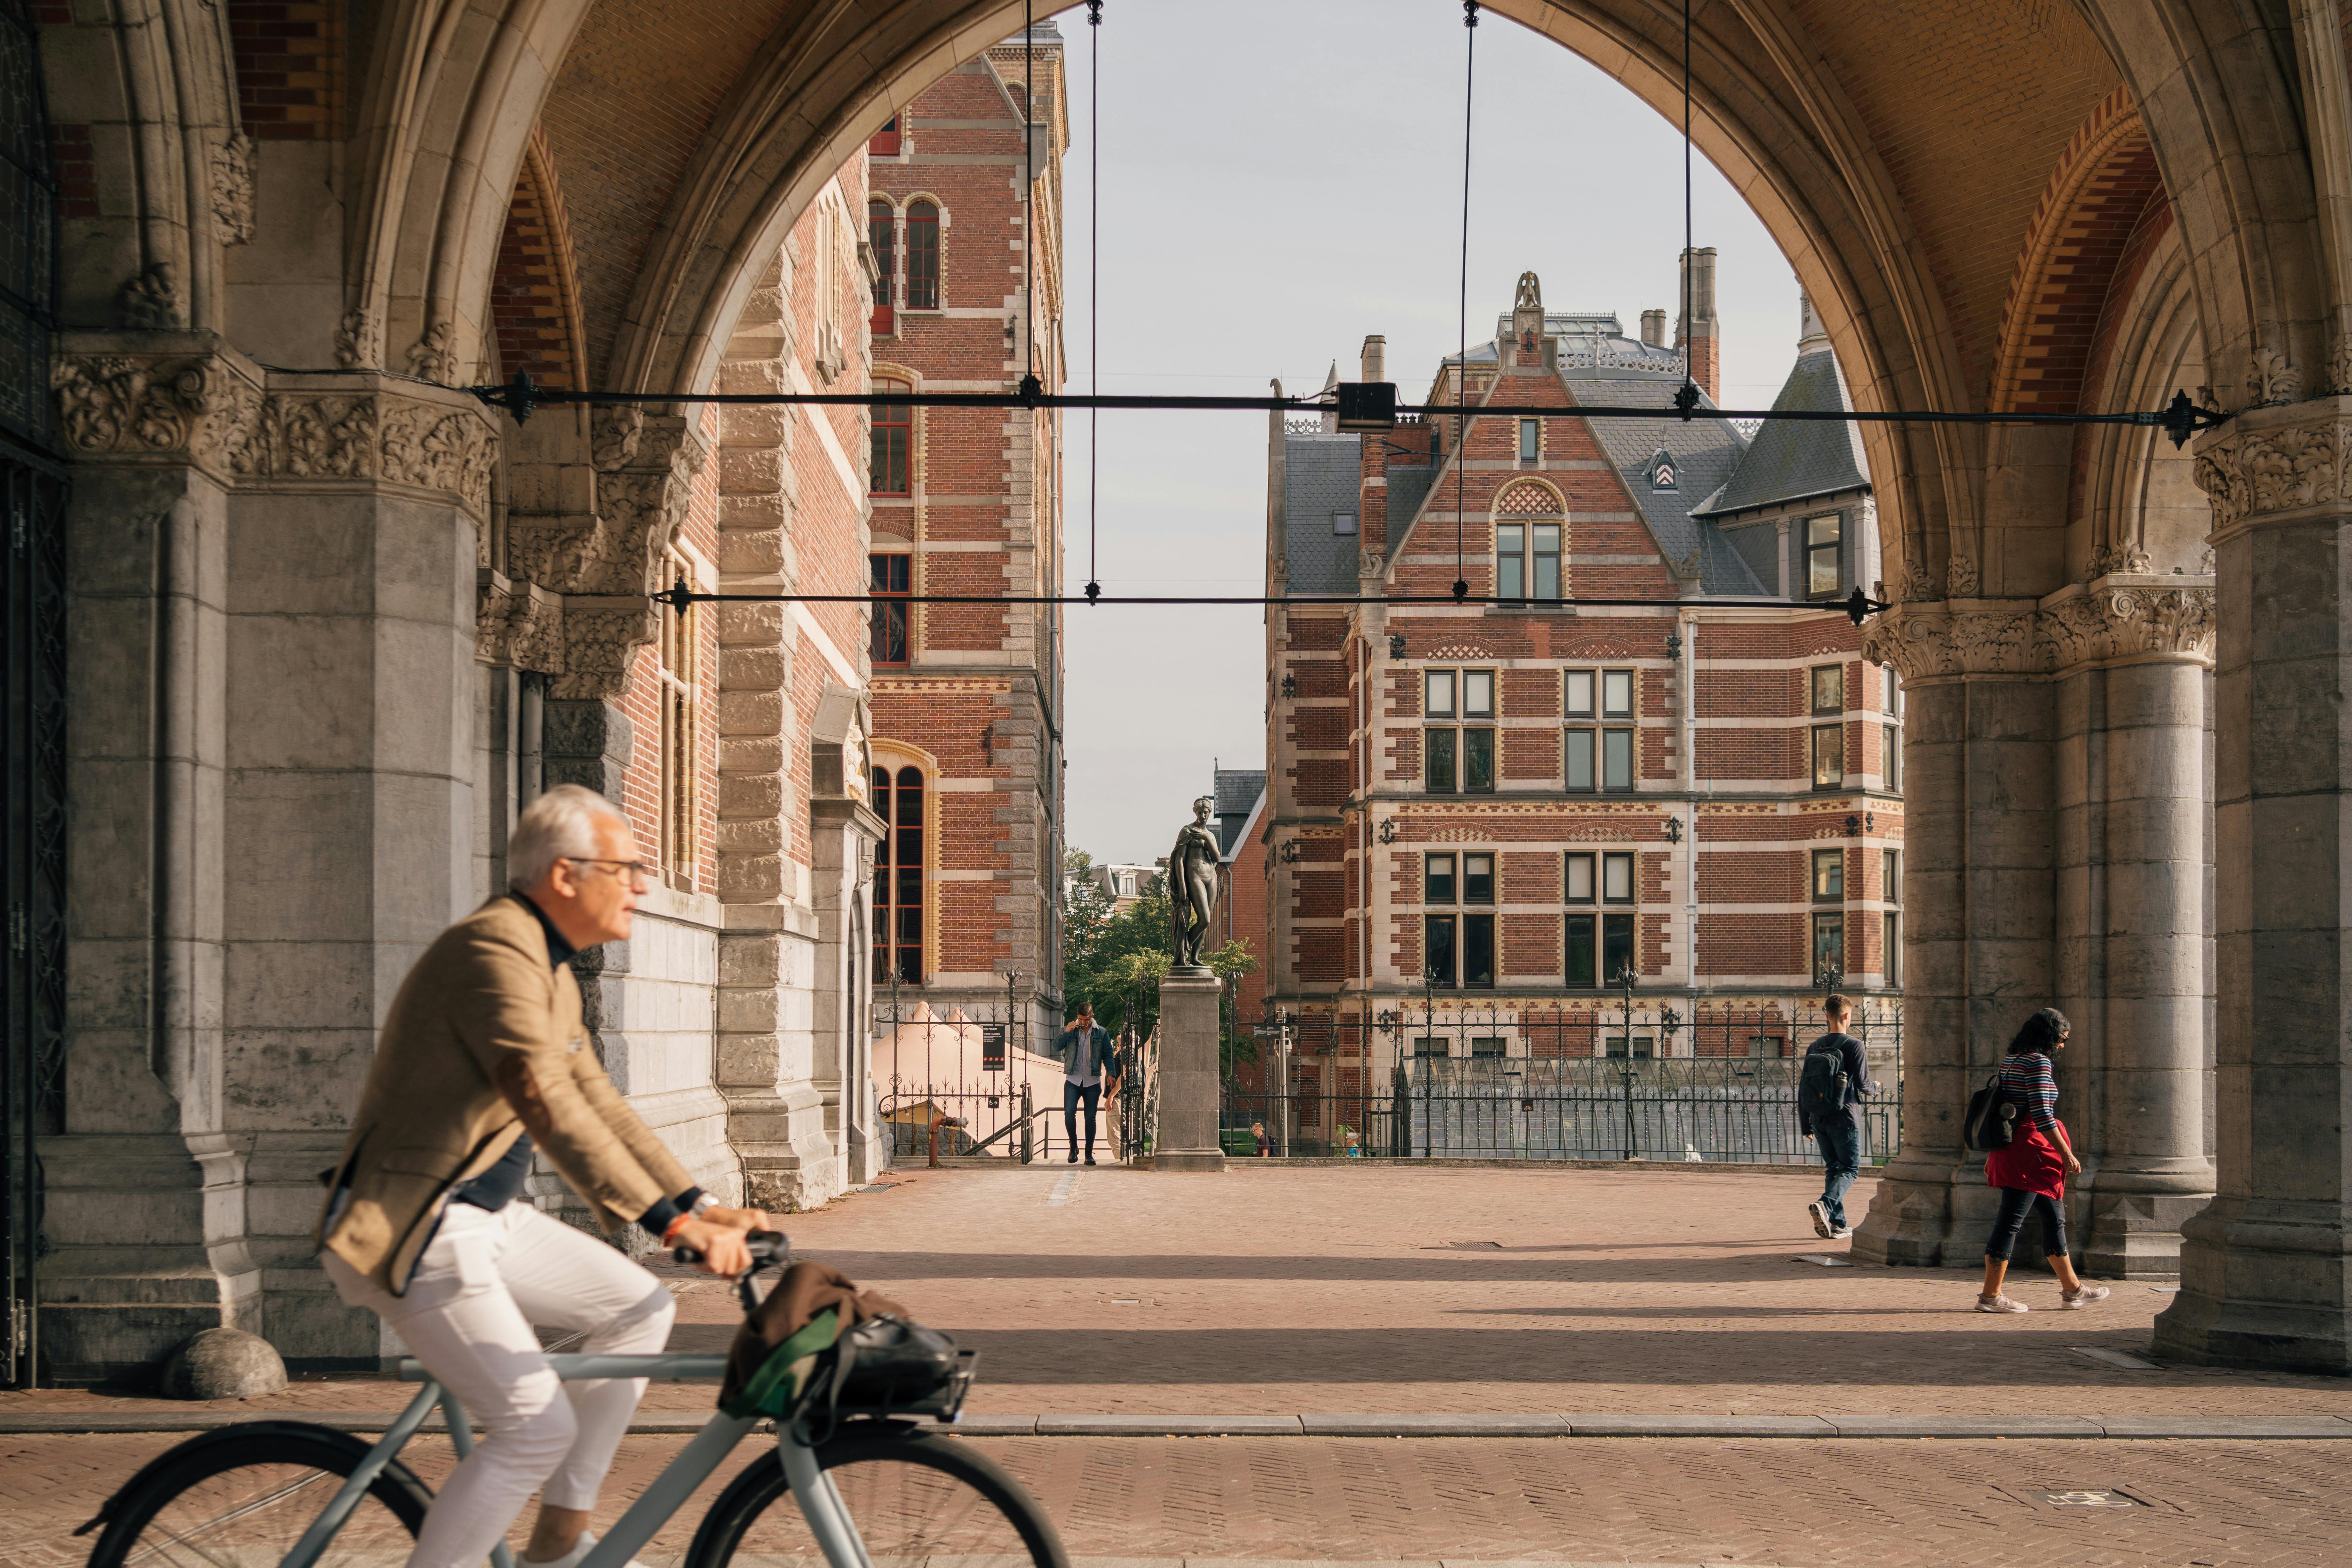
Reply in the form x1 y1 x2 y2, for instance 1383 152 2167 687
687 1422 1066 1568
84 1422 433 1568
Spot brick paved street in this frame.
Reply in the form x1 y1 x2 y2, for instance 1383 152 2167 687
9 1166 2352 1567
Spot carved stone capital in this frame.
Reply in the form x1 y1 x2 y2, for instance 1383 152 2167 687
51 343 496 519
2040 576 2216 668
1860 599 2046 683
475 571 566 673
510 415 706 601
2191 396 2352 534
550 601 656 701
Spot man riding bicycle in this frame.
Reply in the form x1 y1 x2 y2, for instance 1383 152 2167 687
315 785 771 1568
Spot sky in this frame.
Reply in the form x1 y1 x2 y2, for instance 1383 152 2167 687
1052 0 1803 867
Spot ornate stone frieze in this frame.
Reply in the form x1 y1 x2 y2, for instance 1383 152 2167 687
475 574 565 673
1862 583 2215 681
2250 345 2303 406
51 347 495 517
1861 600 2043 683
2191 401 2352 531
2087 542 2152 577
209 132 256 246
2041 581 2215 667
405 322 456 382
550 604 656 701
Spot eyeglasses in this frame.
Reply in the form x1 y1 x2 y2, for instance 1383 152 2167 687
564 857 656 888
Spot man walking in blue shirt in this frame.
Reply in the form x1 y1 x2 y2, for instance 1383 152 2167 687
1051 1002 1121 1165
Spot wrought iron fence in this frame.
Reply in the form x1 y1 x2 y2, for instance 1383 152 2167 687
1228 999 1901 1165
871 980 1152 1166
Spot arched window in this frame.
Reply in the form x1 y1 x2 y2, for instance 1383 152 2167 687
867 198 896 334
871 376 911 495
872 764 925 984
905 200 940 310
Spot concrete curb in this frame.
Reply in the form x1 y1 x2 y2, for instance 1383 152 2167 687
9 1411 2350 1439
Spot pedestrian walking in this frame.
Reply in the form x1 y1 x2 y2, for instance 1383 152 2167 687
1050 1001 1121 1165
1977 1007 2110 1313
1251 1121 1272 1157
1797 994 1872 1239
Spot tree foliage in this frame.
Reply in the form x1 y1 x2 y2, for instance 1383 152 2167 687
1061 846 1260 1082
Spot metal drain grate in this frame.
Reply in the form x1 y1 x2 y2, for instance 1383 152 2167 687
2031 1489 2142 1508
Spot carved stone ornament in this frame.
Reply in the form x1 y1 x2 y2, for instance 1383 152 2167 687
1358 546 1384 580
209 132 256 246
51 349 496 518
475 574 566 673
2250 345 2303 406
2087 541 2153 577
2191 404 2352 532
2329 337 2352 398
550 604 656 701
1860 601 2044 683
1944 553 1980 599
405 321 456 382
2040 583 2216 666
591 406 645 471
119 263 182 330
335 309 381 371
1861 587 2215 681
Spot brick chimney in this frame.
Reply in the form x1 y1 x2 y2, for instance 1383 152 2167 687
1640 308 1666 348
1675 246 1719 402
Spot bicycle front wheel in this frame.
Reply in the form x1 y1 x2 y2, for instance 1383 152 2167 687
687 1423 1067 1568
84 1422 433 1568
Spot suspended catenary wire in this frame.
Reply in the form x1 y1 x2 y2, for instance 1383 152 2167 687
1454 0 1477 602
452 0 2239 627
1085 0 1102 603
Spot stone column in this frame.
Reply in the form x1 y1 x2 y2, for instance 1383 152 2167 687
43 340 497 1375
1152 972 1225 1171
2044 579 2217 1276
1854 600 2054 1266
2157 399 2352 1371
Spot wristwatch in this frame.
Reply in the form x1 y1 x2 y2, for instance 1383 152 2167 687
690 1191 721 1218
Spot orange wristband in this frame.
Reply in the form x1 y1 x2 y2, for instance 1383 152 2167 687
662 1212 692 1245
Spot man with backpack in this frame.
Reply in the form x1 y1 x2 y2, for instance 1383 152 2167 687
1797 994 1872 1239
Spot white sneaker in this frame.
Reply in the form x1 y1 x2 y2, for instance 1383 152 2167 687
2061 1285 2112 1309
525 1532 647 1568
1975 1293 2029 1313
1830 1227 1855 1240
1806 1200 1832 1238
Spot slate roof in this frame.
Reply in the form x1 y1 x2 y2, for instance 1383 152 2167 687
1212 769 1266 857
1283 433 1364 595
1692 347 1870 518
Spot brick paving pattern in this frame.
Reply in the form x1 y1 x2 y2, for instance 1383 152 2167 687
10 1167 2352 1566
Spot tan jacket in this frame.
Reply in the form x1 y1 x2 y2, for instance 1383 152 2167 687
314 894 696 1293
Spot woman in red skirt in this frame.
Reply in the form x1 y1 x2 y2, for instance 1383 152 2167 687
1978 1007 2112 1314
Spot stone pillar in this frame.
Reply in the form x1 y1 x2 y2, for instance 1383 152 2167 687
1854 601 2054 1266
2045 579 2217 1276
43 340 496 1375
1152 972 1225 1171
2157 399 2352 1371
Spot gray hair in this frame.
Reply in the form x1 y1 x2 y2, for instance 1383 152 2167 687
509 784 629 889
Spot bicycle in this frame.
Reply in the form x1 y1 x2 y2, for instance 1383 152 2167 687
76 1234 1067 1568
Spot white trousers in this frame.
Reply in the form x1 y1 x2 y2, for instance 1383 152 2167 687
324 1202 676 1568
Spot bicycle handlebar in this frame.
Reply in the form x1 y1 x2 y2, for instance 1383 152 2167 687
672 1228 791 1267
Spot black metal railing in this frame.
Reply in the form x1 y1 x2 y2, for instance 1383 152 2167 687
1228 999 1901 1165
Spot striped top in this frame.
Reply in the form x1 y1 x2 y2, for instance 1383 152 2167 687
1998 1051 2060 1136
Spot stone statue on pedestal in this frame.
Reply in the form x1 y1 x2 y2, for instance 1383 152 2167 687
1168 794 1219 973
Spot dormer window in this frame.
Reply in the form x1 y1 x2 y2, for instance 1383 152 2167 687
1648 449 1677 491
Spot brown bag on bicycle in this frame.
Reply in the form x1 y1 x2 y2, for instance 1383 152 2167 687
719 1260 906 1417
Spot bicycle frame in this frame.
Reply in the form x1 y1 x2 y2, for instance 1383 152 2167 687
274 1353 867 1568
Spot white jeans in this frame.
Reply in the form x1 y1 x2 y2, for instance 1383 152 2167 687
324 1202 676 1568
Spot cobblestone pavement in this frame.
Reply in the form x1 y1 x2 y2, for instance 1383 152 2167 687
9 1429 2350 1568
7 1165 2348 1420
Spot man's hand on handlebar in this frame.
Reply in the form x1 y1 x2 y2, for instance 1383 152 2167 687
669 1216 752 1276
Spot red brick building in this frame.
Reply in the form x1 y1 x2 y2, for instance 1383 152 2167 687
861 24 1068 1048
1254 266 1903 1102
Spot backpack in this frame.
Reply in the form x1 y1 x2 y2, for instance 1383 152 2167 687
1797 1037 1851 1124
1964 1070 2019 1151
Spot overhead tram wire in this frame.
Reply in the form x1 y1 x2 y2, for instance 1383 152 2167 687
1454 0 1477 603
1085 0 1102 604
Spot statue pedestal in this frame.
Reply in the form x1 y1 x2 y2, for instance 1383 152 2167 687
1151 971 1226 1171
